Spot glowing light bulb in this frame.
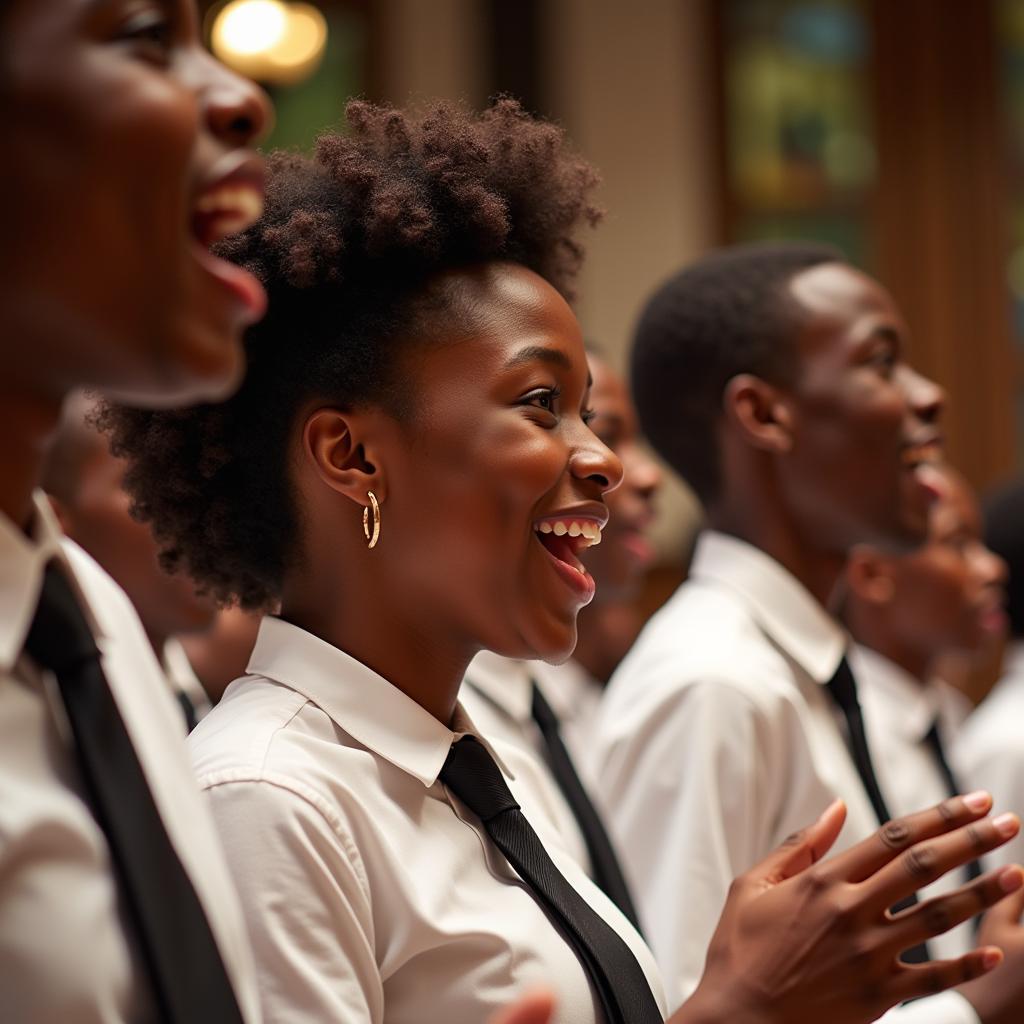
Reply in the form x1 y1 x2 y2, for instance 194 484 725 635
212 1 287 60
210 0 328 86
268 4 328 74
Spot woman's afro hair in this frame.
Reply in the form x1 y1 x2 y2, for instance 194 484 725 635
99 98 602 611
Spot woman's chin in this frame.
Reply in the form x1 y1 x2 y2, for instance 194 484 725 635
519 618 579 666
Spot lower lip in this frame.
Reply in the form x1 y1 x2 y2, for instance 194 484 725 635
535 536 596 603
620 531 655 566
191 241 267 323
979 606 1009 634
905 460 946 502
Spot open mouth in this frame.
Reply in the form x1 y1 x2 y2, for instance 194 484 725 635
189 178 267 321
192 185 264 246
901 437 947 500
533 517 602 584
901 437 944 470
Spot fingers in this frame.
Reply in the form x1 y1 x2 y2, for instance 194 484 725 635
750 799 848 887
887 947 1004 1004
825 792 994 884
884 865 1024 952
487 991 556 1024
866 815 1020 911
980 876 1024 932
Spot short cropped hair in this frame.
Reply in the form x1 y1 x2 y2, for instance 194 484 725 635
630 242 841 504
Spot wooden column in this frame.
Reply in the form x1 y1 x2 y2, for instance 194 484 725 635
870 0 1016 489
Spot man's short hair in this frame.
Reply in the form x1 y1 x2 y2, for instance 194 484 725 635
630 241 841 504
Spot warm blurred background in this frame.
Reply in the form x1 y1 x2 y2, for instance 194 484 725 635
199 0 1024 603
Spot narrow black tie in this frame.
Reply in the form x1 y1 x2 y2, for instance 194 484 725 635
25 563 245 1024
925 721 983 885
176 690 199 733
530 680 643 932
826 656 929 964
441 735 662 1024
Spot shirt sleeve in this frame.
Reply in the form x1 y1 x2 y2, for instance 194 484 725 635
593 676 777 1010
877 991 981 1024
202 776 383 1024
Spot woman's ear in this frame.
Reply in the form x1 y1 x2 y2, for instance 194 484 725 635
302 407 387 507
723 374 795 454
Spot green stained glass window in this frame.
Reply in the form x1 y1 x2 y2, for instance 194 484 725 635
721 0 875 265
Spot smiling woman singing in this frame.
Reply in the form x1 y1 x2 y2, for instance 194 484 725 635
101 99 1023 1024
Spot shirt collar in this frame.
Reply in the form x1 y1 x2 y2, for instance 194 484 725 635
247 616 515 788
690 530 847 684
0 491 93 673
850 644 941 743
462 650 534 725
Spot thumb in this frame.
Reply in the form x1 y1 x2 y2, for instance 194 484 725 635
753 799 847 887
488 990 556 1024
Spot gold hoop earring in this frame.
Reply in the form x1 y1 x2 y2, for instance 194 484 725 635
362 491 381 549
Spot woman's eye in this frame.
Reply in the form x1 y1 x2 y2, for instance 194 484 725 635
117 10 174 61
581 407 597 426
872 349 897 375
522 387 561 417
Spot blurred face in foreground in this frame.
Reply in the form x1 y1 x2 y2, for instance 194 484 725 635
1 0 272 407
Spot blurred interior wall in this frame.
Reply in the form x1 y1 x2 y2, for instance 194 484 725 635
375 0 488 108
541 0 712 558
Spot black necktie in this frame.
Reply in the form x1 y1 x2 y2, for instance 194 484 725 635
826 656 929 964
530 680 643 932
25 563 245 1024
925 721 983 885
440 735 662 1024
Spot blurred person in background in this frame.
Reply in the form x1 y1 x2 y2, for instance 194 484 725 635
0 0 272 1019
592 242 1024 1024
840 463 1008 947
180 605 263 706
957 478 1024 870
43 393 216 730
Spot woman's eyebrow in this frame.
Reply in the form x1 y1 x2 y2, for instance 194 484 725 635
504 345 573 371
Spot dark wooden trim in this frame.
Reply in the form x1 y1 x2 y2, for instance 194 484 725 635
706 0 735 247
869 0 1015 489
485 0 544 115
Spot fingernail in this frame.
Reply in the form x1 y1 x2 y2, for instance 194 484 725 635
964 790 991 812
999 866 1024 893
982 947 1004 971
994 813 1019 838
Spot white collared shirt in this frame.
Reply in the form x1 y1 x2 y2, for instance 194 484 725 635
956 640 1024 868
461 650 592 872
853 644 976 959
0 493 260 1024
162 636 213 727
190 617 667 1024
590 530 979 1024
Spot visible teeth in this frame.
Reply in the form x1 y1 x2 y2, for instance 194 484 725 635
534 519 605 547
194 185 264 236
902 440 942 467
